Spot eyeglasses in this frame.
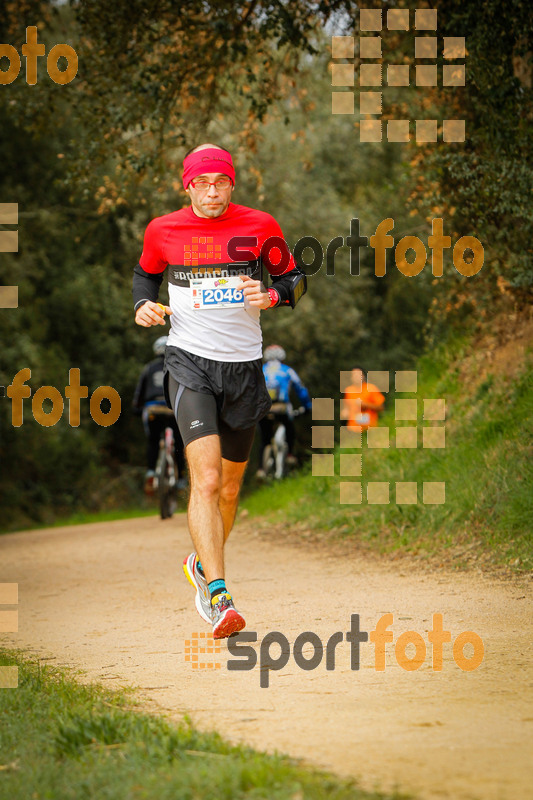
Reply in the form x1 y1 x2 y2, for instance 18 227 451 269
189 177 233 191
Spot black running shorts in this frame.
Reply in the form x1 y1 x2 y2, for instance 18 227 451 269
164 346 271 462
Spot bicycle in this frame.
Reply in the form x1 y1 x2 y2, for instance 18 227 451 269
155 424 178 519
261 404 306 480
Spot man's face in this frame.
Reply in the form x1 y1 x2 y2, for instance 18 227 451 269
185 172 234 218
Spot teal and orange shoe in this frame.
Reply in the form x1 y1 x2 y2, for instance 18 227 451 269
183 553 211 624
211 593 246 639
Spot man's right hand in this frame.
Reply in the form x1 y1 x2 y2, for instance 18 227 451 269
135 301 172 327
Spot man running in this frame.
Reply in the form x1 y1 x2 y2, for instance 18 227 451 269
132 143 306 638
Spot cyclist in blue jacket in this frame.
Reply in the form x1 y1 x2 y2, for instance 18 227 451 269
257 344 311 476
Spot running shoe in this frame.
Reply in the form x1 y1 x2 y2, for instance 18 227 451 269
211 592 246 639
183 553 211 624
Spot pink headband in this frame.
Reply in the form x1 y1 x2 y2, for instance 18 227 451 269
182 148 235 189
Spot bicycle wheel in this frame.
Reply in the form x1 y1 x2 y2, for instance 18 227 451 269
158 453 177 519
262 444 275 479
273 423 288 479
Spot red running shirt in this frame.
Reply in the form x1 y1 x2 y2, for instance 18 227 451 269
139 203 295 361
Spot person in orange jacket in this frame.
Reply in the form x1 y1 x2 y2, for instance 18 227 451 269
341 367 385 432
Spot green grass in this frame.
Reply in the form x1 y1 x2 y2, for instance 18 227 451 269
0 651 406 800
241 339 533 571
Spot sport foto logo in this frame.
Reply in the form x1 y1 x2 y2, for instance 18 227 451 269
185 631 222 669
228 217 484 279
185 613 484 688
331 7 466 143
4 368 121 428
229 614 483 688
0 26 78 86
0 203 18 309
312 369 448 506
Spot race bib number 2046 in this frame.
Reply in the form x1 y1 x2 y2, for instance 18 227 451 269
191 276 245 310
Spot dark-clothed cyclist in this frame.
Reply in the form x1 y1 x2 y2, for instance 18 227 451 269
133 336 186 494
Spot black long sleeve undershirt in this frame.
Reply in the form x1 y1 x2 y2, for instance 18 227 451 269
132 263 165 311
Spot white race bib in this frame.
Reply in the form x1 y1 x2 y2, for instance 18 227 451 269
190 276 245 310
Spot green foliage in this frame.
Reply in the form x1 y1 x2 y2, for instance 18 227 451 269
409 0 533 299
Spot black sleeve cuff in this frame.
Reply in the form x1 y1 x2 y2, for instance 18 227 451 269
132 263 165 310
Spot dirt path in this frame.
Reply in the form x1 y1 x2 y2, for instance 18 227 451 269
1 515 532 799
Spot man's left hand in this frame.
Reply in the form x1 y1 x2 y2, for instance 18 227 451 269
238 274 271 309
